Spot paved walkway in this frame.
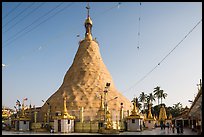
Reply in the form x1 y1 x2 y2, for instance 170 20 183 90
2 127 199 135
120 127 199 135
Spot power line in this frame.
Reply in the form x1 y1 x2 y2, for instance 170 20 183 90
122 18 202 95
3 3 74 48
4 2 123 67
96 2 122 18
3 2 35 28
3 2 22 19
3 2 45 33
3 2 64 48
137 2 141 50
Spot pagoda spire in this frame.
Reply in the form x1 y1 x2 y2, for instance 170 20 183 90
86 3 90 18
147 104 153 119
84 3 93 41
63 91 68 116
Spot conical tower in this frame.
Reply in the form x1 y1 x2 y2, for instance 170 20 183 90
147 105 153 119
158 105 167 122
38 4 132 122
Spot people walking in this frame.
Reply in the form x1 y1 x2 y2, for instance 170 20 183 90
176 124 180 134
167 122 170 133
192 124 194 131
180 124 184 134
172 124 175 133
169 123 172 131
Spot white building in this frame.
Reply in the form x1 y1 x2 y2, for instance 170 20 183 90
126 99 143 132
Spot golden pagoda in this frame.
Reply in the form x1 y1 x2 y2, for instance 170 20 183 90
106 108 113 130
53 92 75 133
158 105 167 122
144 104 156 129
13 99 31 131
146 105 153 120
129 98 141 118
126 98 143 132
38 2 132 123
53 92 75 120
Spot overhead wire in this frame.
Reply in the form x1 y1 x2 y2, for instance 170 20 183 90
122 18 202 95
4 2 74 48
95 2 122 18
3 2 64 48
3 2 122 68
3 2 35 28
3 2 22 19
3 2 45 33
137 2 141 50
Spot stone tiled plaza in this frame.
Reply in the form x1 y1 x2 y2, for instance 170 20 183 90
2 127 198 135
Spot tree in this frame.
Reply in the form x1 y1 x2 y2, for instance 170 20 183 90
147 93 155 106
160 90 167 105
171 102 183 117
153 86 162 106
138 102 142 111
139 92 147 113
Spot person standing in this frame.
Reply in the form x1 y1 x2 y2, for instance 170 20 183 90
167 122 170 133
192 124 194 131
176 124 180 134
169 123 172 131
172 124 175 133
180 124 184 134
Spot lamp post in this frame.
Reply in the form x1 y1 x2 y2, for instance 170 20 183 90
103 82 119 130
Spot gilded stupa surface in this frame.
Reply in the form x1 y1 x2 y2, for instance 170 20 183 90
38 5 132 122
158 105 167 121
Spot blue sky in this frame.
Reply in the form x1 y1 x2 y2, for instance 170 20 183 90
2 2 202 110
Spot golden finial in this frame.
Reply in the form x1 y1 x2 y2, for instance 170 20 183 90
84 3 93 40
86 3 90 18
63 91 68 116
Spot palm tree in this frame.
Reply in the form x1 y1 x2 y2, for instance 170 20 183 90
139 92 147 113
153 86 163 106
147 93 155 106
172 102 183 117
160 90 167 105
138 102 142 111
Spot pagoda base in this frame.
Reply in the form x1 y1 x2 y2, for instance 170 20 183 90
99 127 120 134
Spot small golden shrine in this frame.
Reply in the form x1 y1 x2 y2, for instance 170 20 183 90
158 105 167 122
53 92 75 120
127 98 142 119
126 98 143 132
106 108 113 129
13 99 31 131
144 104 156 129
145 105 154 120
